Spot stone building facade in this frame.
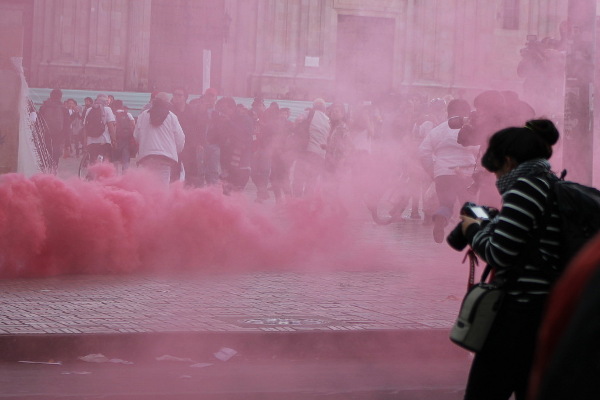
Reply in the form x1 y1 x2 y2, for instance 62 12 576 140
2 0 569 105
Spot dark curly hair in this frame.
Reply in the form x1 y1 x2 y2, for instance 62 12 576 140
481 119 559 172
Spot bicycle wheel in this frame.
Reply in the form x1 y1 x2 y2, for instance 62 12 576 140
78 152 91 179
367 185 409 225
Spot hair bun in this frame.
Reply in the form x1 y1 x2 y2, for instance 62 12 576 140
525 119 559 146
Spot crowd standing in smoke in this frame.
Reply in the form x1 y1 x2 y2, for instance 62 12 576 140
38 87 541 233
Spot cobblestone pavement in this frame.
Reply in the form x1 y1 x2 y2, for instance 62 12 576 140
1 156 468 338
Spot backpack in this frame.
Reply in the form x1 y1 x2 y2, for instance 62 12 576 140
548 170 600 269
40 102 65 137
115 111 133 143
85 105 106 138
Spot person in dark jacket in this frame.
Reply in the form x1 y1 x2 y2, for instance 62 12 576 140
458 119 562 400
170 87 201 186
39 88 70 172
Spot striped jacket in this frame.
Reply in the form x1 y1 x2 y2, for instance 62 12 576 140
465 175 562 298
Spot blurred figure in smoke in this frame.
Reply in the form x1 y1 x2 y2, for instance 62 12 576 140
82 93 116 167
78 97 93 157
501 91 536 127
419 99 477 243
324 102 365 211
292 98 331 197
142 91 159 111
221 98 254 194
457 90 510 209
457 90 537 209
325 103 351 176
205 96 248 193
112 100 136 173
199 88 220 186
418 97 447 138
64 98 81 158
252 101 280 202
107 94 115 111
83 96 93 111
270 107 295 202
347 105 374 161
134 92 185 186
410 97 449 220
517 32 566 116
170 87 201 187
250 97 266 120
39 88 70 172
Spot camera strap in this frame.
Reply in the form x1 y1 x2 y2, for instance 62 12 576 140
464 249 494 290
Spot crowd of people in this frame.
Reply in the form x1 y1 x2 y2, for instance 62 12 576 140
38 87 539 222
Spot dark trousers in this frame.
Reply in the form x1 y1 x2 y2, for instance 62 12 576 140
44 135 64 171
434 174 472 219
292 151 324 197
464 295 546 400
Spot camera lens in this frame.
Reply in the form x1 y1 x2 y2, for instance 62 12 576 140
446 222 468 251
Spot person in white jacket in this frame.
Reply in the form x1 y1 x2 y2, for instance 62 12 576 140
292 98 331 197
134 92 185 186
418 99 478 243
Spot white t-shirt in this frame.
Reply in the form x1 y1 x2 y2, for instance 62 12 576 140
84 106 116 145
306 110 331 158
418 121 479 178
134 109 185 163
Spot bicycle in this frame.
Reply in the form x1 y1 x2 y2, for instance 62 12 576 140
78 150 108 180
78 151 91 179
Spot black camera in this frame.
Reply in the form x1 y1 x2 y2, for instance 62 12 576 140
446 202 494 251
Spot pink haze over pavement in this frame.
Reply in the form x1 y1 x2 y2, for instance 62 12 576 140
0 164 394 278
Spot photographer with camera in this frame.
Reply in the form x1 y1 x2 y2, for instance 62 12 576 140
452 119 562 400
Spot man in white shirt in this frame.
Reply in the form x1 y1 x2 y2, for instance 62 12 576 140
419 99 478 243
134 92 185 186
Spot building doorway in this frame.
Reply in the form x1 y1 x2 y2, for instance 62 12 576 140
149 0 226 94
335 15 395 103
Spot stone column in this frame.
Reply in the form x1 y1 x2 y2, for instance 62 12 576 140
0 2 25 174
125 0 152 91
0 56 21 174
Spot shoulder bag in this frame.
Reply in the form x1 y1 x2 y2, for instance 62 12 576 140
450 250 505 353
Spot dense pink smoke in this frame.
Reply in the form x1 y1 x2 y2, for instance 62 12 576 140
0 164 394 278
